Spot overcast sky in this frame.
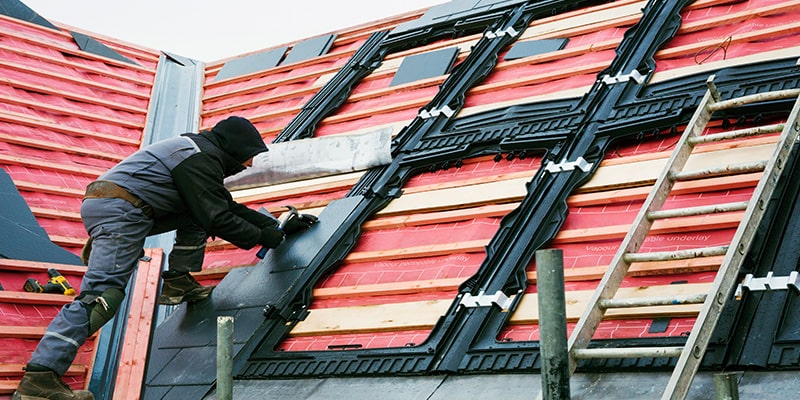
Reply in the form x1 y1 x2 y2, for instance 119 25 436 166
21 0 447 61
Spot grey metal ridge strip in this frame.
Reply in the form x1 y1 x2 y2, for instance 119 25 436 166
115 52 204 400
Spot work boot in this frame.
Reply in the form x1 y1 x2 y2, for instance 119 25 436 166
158 271 214 305
12 370 93 400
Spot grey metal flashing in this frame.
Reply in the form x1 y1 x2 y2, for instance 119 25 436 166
281 34 337 66
0 0 58 30
0 169 82 264
503 38 568 61
214 47 287 81
70 31 139 65
390 47 460 86
91 51 205 400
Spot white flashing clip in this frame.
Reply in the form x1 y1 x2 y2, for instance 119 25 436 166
460 290 513 310
544 156 594 173
735 271 800 299
419 105 455 119
484 26 519 39
601 69 646 85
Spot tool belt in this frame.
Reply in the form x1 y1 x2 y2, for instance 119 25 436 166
84 180 154 219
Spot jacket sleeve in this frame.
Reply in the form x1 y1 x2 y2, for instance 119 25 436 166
171 153 263 249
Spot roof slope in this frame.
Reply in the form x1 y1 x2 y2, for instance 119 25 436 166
147 0 800 398
1 0 800 399
0 2 160 395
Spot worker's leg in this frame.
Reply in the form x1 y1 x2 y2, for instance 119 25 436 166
157 223 214 305
27 198 151 376
168 223 208 273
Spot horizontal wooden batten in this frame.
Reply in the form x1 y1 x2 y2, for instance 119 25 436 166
0 153 105 178
30 206 82 222
49 234 87 248
13 180 86 198
0 364 86 377
0 109 141 147
0 91 143 130
290 283 710 336
0 132 127 163
0 54 151 99
0 291 76 305
0 258 86 275
0 23 154 78
4 76 147 114
0 326 47 339
314 255 724 301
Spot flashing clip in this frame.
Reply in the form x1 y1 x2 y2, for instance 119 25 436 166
544 156 594 173
601 69 646 85
460 290 513 310
735 271 800 299
484 26 519 39
419 105 455 119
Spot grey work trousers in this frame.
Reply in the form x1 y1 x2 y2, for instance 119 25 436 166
29 198 207 376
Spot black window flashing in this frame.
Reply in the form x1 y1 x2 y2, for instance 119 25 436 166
214 47 287 81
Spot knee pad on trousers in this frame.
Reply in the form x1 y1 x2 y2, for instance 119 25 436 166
78 287 125 335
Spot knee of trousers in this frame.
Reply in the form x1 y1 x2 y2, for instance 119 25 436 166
78 287 125 335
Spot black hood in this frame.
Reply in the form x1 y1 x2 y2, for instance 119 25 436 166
205 116 268 163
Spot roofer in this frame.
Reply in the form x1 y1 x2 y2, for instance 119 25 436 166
13 116 316 400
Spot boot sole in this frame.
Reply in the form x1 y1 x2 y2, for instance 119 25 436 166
12 392 93 400
158 285 215 305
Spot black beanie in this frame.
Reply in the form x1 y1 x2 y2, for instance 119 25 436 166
209 116 268 163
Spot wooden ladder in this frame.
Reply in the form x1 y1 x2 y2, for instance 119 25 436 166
566 75 800 400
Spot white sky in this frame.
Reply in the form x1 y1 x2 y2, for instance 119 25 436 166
21 0 447 62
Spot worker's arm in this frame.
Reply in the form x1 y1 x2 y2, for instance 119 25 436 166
171 153 282 250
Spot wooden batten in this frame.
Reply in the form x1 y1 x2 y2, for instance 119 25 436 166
290 283 710 337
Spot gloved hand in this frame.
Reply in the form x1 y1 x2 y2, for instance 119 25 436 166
282 213 319 235
259 225 285 249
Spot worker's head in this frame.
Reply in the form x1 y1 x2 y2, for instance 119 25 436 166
209 116 268 165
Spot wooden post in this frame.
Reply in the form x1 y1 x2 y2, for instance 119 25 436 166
536 249 570 399
217 316 234 400
714 372 739 400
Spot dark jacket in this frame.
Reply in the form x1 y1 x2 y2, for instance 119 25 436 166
98 117 273 249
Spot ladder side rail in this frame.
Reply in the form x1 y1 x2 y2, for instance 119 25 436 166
566 87 718 373
663 92 800 400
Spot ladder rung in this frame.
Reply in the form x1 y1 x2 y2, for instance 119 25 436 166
688 123 784 145
573 346 684 359
646 201 748 220
624 246 728 263
600 293 707 309
670 160 766 181
707 88 800 112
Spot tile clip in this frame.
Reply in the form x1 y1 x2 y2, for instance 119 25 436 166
460 290 513 310
601 69 646 85
419 105 455 119
735 271 800 299
484 26 519 39
544 156 593 173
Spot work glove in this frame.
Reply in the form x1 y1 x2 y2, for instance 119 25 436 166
259 225 285 249
282 213 319 235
